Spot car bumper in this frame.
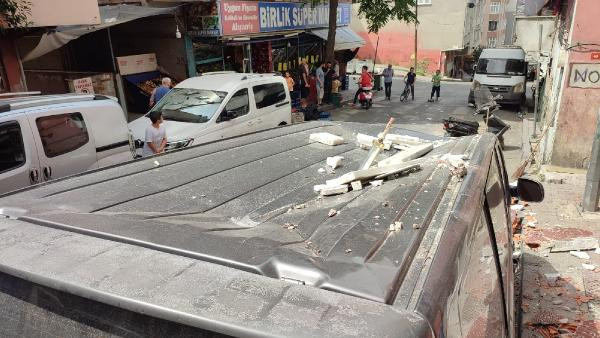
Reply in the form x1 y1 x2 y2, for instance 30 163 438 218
469 90 524 105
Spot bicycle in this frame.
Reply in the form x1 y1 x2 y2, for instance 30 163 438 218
400 82 412 102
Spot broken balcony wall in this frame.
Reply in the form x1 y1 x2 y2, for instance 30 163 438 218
517 0 552 16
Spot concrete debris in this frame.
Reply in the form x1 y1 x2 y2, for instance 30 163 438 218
451 164 468 178
327 163 419 186
374 215 380 219
351 181 363 191
320 184 349 196
313 184 328 192
294 204 306 209
390 221 403 231
325 166 336 174
595 247 600 255
377 143 433 167
552 299 563 305
326 156 344 169
374 164 421 180
328 209 338 217
370 180 383 187
309 132 344 146
544 273 561 287
440 154 469 168
559 318 569 324
570 251 591 260
382 201 389 207
284 223 298 230
345 249 352 253
551 237 599 252
511 204 525 211
153 160 160 166
513 250 522 259
318 168 326 173
393 144 412 151
357 133 392 150
381 133 425 146
526 222 537 228
582 263 596 271
412 223 420 229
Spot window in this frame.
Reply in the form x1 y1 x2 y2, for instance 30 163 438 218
0 121 26 173
35 113 89 158
489 21 498 31
150 88 227 124
253 83 286 109
490 2 500 13
417 0 432 5
477 58 526 76
487 36 497 48
221 89 249 120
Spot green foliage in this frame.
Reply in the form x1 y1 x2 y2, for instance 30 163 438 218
0 0 31 32
472 46 483 61
357 0 417 33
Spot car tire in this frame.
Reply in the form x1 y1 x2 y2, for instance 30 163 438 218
278 122 287 126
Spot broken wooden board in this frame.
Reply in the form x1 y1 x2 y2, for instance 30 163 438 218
326 162 421 186
309 133 344 146
377 143 433 168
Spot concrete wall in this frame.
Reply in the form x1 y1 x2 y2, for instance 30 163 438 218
514 16 556 55
551 0 600 168
350 1 467 73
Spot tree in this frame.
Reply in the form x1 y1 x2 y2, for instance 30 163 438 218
322 0 418 64
0 0 31 33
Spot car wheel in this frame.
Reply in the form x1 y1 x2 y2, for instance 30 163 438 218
278 122 287 126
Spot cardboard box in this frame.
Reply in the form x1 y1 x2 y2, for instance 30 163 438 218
291 111 305 124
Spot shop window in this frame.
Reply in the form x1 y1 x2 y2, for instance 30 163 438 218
223 89 250 119
253 83 287 109
35 113 89 158
0 121 26 174
489 21 498 31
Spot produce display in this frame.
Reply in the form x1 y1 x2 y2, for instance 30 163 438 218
137 78 178 96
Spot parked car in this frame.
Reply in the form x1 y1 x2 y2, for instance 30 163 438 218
469 47 528 107
0 122 543 337
128 72 292 156
0 94 133 195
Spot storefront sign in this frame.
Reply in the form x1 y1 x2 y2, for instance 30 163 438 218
221 1 260 35
73 77 94 94
116 53 158 76
188 1 222 37
219 1 351 36
569 63 600 89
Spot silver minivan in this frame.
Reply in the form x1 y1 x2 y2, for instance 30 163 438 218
0 94 133 194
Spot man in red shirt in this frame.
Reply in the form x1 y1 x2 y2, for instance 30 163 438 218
353 66 373 105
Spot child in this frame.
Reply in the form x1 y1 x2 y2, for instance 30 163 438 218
429 69 442 102
285 71 295 92
405 67 416 100
142 110 167 157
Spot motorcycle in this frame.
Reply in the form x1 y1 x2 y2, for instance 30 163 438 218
358 86 373 109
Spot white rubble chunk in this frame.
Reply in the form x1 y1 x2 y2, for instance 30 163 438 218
309 132 344 146
326 156 344 169
350 181 363 191
582 263 596 271
320 184 349 196
327 163 419 186
381 133 424 146
377 143 433 167
551 237 599 252
370 180 383 187
510 204 525 211
595 247 600 255
318 168 326 173
313 184 328 192
570 251 591 260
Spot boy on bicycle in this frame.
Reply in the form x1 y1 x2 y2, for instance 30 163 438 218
405 67 416 100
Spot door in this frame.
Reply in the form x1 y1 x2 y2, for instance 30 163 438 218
216 88 253 139
0 118 40 194
27 111 97 182
251 82 290 129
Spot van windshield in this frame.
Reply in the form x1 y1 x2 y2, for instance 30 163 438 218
149 88 227 123
477 58 526 76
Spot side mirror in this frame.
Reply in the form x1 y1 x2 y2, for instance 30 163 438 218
219 110 234 122
510 177 545 202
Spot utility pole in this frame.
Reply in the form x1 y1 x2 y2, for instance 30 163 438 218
414 2 418 71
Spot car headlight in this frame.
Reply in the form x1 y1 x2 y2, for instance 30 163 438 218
513 82 525 93
472 80 481 90
165 138 194 151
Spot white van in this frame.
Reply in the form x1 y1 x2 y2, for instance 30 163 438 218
469 47 528 106
128 72 292 154
0 94 133 195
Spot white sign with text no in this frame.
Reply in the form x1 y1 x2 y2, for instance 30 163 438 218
570 63 600 89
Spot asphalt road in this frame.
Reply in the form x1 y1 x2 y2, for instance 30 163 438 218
330 77 527 174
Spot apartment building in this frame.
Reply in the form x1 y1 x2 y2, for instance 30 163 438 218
464 0 514 51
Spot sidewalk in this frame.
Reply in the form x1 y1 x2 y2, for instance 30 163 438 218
517 124 600 336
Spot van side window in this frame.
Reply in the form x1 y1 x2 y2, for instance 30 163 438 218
223 89 250 120
253 83 286 109
0 121 26 174
35 113 89 158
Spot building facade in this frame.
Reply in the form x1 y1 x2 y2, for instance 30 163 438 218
350 0 468 74
463 0 514 51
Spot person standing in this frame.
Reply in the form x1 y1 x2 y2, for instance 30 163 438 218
300 58 310 99
382 64 394 100
142 111 167 157
285 71 295 92
405 67 416 100
315 62 325 105
353 65 373 105
429 69 442 102
149 77 172 108
324 61 334 103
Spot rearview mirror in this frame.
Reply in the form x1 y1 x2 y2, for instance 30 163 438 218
510 177 545 202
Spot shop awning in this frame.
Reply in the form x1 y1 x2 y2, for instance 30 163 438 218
22 4 177 62
309 27 365 51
